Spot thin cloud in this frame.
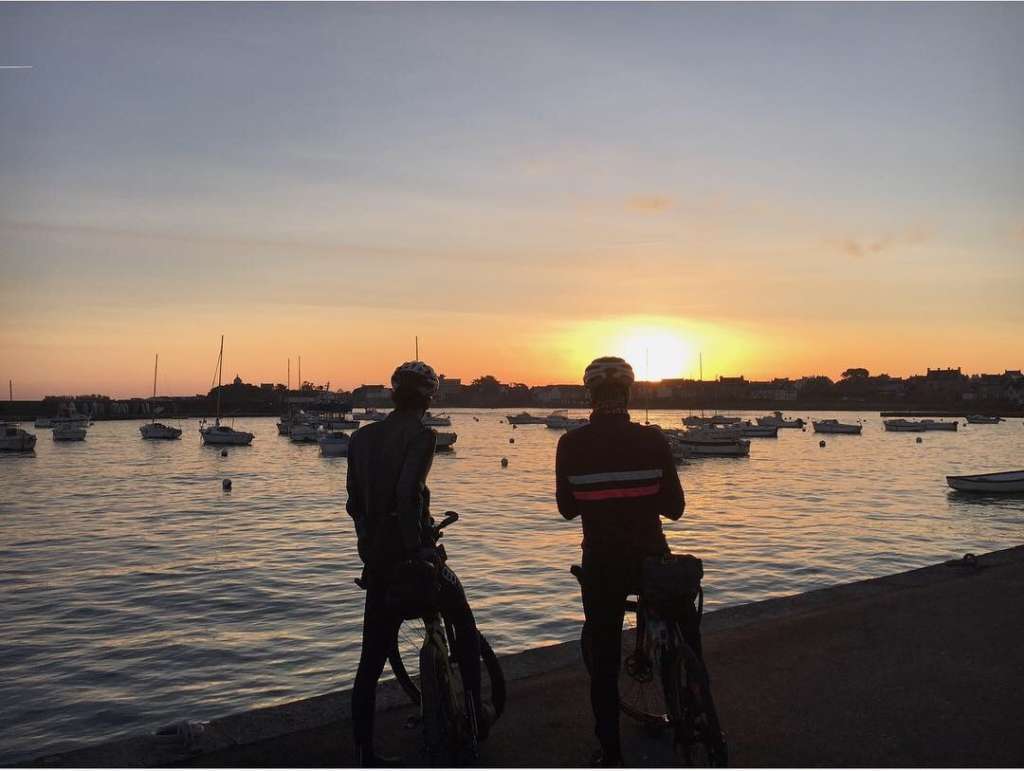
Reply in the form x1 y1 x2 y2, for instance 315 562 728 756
626 195 674 213
833 227 932 259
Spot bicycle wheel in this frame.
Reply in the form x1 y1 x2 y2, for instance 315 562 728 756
389 619 426 705
419 640 457 766
610 604 670 726
390 619 506 721
664 640 728 767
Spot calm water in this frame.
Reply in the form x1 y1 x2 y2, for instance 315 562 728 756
2 409 1022 762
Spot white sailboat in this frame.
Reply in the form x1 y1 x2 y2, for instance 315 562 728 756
140 354 182 440
199 336 254 446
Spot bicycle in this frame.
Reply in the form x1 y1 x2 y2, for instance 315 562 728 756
366 511 506 766
571 554 728 766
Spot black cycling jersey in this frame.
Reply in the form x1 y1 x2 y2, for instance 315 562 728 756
346 410 436 571
556 411 685 558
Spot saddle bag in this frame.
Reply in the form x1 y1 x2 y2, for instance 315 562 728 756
642 553 704 622
385 558 440 620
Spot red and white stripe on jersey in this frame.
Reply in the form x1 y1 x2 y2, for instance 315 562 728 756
567 468 664 501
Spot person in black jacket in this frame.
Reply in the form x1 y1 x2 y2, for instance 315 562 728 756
346 360 485 766
556 356 685 766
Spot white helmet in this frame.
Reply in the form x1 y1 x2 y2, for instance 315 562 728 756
583 356 635 391
391 361 439 397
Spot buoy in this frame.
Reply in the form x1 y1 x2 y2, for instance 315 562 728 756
501 457 509 467
916 437 923 443
220 449 228 457
802 428 806 432
509 437 514 443
819 440 826 447
512 424 518 430
222 478 232 490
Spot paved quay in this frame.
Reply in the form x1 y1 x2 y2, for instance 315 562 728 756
35 545 1024 767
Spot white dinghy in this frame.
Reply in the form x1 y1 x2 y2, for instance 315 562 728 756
946 470 1024 493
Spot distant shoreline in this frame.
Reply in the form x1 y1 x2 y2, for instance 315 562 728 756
4 405 1023 422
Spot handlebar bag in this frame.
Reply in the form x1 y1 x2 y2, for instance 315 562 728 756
642 553 703 621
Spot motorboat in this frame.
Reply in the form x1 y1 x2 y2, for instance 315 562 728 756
0 423 36 451
140 354 183 439
544 410 588 430
52 425 87 441
506 411 547 425
321 417 360 430
199 337 254 446
276 419 291 436
682 415 714 427
318 431 350 457
812 419 862 435
355 409 389 422
422 412 452 427
738 421 778 438
434 431 458 451
756 411 805 429
884 418 957 432
682 414 741 427
946 469 1024 493
666 429 750 457
289 423 320 443
140 422 182 440
33 417 53 428
965 415 1004 424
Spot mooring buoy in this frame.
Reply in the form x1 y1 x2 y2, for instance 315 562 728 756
501 457 509 467
819 440 826 448
222 478 232 491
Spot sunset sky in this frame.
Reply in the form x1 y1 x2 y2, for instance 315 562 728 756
2 3 1022 399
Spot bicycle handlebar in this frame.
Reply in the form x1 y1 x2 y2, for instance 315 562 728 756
435 510 459 534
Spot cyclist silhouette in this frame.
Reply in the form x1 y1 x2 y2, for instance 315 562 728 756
555 356 685 766
346 360 487 766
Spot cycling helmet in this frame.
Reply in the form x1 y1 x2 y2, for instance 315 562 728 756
583 356 635 390
391 360 439 398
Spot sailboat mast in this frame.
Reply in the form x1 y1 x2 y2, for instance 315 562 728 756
645 348 650 425
699 352 705 418
415 336 419 360
216 335 224 422
287 358 291 390
298 356 301 389
153 354 159 399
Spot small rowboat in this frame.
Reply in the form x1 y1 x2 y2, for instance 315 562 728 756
946 470 1024 493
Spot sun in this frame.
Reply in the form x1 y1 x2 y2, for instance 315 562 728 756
613 326 695 381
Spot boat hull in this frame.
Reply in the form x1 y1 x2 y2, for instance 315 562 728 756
885 420 958 432
965 416 1002 425
813 422 862 434
52 428 87 441
0 431 37 451
140 423 182 440
433 431 458 451
947 470 1024 493
200 428 254 446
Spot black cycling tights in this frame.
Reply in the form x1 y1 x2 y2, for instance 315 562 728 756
351 564 482 751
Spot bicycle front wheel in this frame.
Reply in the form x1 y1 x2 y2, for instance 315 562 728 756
389 620 506 721
616 624 671 726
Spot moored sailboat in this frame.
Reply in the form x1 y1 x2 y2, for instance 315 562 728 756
199 336 254 446
140 354 182 440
